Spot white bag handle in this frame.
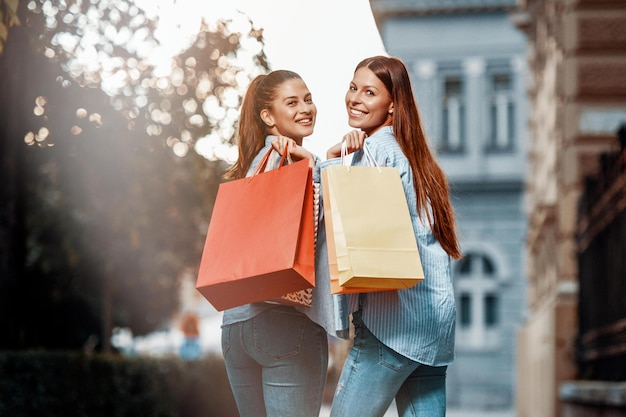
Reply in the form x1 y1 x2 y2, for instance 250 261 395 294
341 141 381 172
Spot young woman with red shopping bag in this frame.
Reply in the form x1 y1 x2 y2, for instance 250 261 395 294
217 70 346 417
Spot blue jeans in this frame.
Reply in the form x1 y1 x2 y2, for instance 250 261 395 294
330 309 447 417
221 306 328 417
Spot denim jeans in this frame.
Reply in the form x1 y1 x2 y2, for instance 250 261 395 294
221 306 328 417
330 309 447 417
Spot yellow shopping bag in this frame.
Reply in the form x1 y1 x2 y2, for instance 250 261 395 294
321 158 424 292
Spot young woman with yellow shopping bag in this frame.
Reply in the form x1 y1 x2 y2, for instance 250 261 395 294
323 56 463 417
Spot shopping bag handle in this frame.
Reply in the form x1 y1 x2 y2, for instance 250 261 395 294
340 142 381 172
252 147 290 176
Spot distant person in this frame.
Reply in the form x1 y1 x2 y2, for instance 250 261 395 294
179 312 202 361
324 56 463 417
220 69 345 417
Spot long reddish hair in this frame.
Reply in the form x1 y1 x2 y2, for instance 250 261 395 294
224 70 303 180
356 56 462 259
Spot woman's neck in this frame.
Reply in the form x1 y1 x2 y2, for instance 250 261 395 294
267 128 303 146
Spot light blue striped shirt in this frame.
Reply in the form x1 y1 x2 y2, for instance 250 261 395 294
320 126 456 366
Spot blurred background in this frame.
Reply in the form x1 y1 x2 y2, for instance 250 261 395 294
1 0 625 416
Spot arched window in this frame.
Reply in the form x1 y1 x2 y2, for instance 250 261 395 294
454 252 501 350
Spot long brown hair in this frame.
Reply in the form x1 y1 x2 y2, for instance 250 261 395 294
224 70 303 180
356 56 462 259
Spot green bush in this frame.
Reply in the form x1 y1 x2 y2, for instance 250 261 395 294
0 351 239 417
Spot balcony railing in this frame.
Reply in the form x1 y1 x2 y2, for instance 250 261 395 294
576 125 626 380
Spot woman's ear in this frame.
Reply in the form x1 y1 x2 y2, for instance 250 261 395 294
260 109 275 128
388 103 394 115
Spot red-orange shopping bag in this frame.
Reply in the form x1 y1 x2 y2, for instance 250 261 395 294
196 149 315 311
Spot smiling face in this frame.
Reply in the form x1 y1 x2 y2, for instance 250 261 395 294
345 67 394 136
260 78 316 144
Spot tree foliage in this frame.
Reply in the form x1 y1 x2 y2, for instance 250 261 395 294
0 0 269 350
24 0 268 153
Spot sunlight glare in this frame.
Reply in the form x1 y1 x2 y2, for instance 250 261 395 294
24 132 36 145
202 96 225 121
36 0 384 161
195 132 236 163
130 0 241 77
172 141 189 157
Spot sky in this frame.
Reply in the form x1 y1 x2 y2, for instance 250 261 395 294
136 0 388 160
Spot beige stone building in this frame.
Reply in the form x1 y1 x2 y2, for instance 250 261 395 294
512 1 626 416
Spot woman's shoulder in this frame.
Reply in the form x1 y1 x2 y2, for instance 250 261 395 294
368 126 395 141
366 127 398 150
365 127 405 161
246 139 275 176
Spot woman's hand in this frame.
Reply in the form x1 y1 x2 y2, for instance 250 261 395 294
272 136 316 167
326 130 367 159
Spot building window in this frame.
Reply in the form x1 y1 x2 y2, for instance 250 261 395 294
460 294 472 327
454 253 501 349
485 293 499 327
441 76 465 153
487 73 515 152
